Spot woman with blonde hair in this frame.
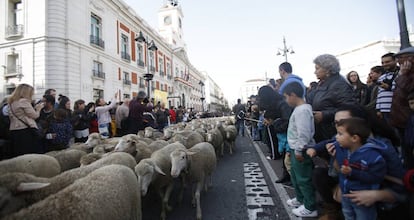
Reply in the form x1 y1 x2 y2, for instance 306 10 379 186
7 84 44 156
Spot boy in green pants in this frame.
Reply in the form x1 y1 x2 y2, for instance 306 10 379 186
281 81 317 217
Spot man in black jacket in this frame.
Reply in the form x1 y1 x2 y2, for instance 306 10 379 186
258 85 293 183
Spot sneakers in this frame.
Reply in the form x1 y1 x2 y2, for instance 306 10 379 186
286 198 302 208
292 205 318 217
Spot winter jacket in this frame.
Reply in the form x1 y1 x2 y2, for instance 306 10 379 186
336 142 386 194
310 74 356 142
312 137 405 179
390 70 414 129
258 86 293 133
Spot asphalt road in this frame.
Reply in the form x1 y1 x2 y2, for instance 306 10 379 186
141 135 295 220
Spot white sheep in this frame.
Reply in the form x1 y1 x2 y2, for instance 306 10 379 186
45 149 86 172
0 154 61 178
147 139 169 151
114 134 159 163
84 133 120 151
144 126 164 140
134 142 186 220
79 152 104 166
2 164 141 220
170 142 217 220
0 152 137 217
224 125 237 154
168 131 204 149
68 142 93 153
206 128 224 157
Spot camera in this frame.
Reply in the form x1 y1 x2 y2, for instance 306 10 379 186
143 98 149 104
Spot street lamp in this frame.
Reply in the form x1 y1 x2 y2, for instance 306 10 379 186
199 81 205 112
135 31 158 98
276 36 294 62
396 0 412 49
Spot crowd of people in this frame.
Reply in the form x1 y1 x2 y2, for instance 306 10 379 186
0 88 199 159
239 47 414 219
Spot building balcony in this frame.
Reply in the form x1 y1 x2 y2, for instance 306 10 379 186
121 51 130 61
92 69 105 79
90 35 105 49
3 65 23 80
5 25 24 39
123 79 131 85
138 60 145 67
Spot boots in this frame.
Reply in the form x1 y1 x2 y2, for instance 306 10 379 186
318 202 343 220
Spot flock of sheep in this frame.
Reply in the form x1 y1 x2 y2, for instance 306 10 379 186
0 116 239 220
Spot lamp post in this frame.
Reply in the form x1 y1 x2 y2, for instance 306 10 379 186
276 36 294 62
199 81 205 112
396 0 412 49
135 31 158 98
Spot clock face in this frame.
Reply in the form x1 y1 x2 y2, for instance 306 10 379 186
164 16 171 25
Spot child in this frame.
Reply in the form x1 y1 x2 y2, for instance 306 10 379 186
282 81 317 217
45 108 73 151
336 117 386 220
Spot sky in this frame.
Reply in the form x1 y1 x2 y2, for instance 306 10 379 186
123 0 414 103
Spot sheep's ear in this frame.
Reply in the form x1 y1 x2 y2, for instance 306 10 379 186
17 182 50 192
154 164 166 176
186 151 197 156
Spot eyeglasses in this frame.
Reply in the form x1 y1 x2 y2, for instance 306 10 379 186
332 120 340 126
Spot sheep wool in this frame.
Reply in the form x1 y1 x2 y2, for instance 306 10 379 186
0 154 61 178
3 164 141 220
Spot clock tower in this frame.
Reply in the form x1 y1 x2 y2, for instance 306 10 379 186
158 0 185 49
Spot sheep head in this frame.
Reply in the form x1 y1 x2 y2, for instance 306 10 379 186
170 149 196 178
134 159 165 196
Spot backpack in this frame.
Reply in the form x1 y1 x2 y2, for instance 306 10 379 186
0 104 10 139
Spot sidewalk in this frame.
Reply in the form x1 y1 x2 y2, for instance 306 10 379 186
248 132 320 220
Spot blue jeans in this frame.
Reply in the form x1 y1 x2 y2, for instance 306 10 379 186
235 120 245 136
342 197 377 220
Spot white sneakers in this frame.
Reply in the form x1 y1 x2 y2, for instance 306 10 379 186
286 198 318 217
286 197 302 207
292 205 318 217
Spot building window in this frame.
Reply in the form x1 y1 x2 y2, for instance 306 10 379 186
92 61 105 79
121 34 130 60
123 72 131 85
139 77 145 88
90 14 104 48
137 44 144 67
4 49 23 80
5 0 24 38
166 62 171 79
159 57 164 76
149 51 155 72
175 67 179 78
93 89 104 101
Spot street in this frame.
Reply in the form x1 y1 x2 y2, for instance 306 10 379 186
141 134 298 220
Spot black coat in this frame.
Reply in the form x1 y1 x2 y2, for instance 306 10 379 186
309 74 356 142
258 86 292 133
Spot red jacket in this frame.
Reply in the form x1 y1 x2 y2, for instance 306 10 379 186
169 109 176 123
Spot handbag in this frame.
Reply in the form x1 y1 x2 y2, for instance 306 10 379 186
9 105 43 139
